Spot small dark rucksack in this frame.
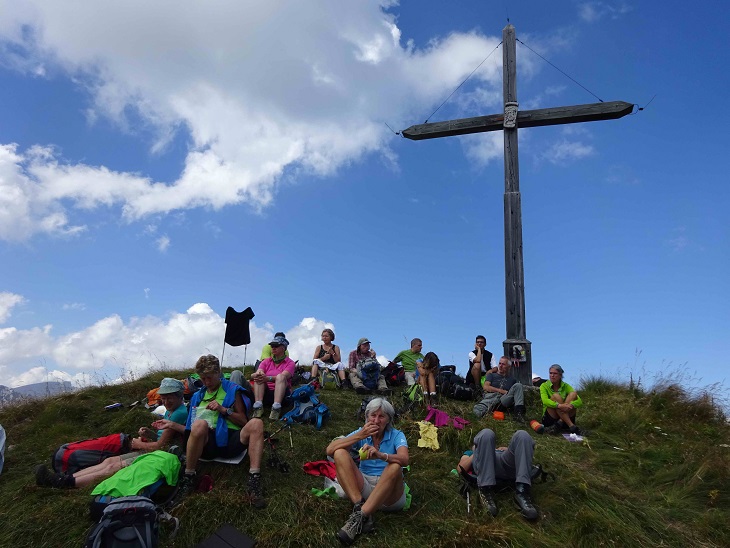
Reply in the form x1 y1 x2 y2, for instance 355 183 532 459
450 380 477 401
85 495 161 548
53 434 130 474
382 363 405 388
437 365 457 395
440 372 476 401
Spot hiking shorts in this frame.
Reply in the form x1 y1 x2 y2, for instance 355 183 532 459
361 474 406 511
404 371 416 386
201 428 247 460
120 451 143 468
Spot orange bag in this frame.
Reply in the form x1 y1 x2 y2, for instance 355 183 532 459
146 387 161 406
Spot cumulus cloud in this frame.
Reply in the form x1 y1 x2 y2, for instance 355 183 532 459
0 302 336 388
540 127 594 164
0 292 25 323
0 1 512 242
156 235 170 252
578 1 633 23
62 302 86 311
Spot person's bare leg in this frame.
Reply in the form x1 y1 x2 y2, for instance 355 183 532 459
73 457 124 488
333 448 365 504
361 463 404 514
185 420 209 471
273 374 288 404
471 365 482 386
240 419 264 470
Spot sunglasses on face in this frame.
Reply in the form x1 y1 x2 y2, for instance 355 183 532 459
270 343 281 348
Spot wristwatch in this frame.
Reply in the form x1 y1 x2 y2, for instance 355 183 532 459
225 407 234 416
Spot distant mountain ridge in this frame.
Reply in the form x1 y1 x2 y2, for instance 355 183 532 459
0 381 73 407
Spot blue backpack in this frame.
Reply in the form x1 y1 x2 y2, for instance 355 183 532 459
282 385 331 429
359 358 381 390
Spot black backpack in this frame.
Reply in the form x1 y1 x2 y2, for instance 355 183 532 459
85 495 162 548
382 362 405 387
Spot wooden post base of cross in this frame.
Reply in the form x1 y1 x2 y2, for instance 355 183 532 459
502 339 532 387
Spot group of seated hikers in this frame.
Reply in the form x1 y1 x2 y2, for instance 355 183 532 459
33 330 584 545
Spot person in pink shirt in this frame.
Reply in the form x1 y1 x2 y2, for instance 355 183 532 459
251 335 297 420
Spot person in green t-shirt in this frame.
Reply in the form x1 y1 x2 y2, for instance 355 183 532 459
260 331 290 360
391 338 424 386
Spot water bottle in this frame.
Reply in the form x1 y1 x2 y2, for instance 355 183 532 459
530 419 545 434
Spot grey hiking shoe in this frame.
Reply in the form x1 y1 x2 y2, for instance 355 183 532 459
252 406 264 419
35 465 72 488
336 509 374 545
269 407 281 421
247 472 267 509
478 486 499 517
514 482 539 521
171 472 197 506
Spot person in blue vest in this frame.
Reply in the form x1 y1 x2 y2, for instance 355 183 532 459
179 354 267 508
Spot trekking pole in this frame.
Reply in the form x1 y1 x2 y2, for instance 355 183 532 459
263 422 291 443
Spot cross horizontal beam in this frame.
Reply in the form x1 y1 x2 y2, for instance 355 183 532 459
401 100 633 140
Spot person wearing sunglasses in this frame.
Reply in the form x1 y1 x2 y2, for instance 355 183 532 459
251 336 297 420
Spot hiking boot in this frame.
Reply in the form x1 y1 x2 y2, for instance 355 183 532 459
555 419 566 431
35 465 73 489
569 425 582 435
513 405 527 424
252 406 264 419
514 482 539 521
246 472 267 509
336 509 374 545
478 486 499 517
172 473 197 505
269 408 281 421
355 386 370 395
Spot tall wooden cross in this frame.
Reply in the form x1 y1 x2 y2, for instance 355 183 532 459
402 24 633 386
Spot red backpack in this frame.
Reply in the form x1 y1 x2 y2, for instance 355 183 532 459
52 433 131 474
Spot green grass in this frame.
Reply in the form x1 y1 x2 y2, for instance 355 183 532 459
1 369 728 547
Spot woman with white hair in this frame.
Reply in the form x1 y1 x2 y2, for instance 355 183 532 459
326 398 409 545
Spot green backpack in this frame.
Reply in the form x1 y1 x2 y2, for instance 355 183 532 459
403 383 423 403
320 369 340 390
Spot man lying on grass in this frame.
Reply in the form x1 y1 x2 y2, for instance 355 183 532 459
326 398 409 545
458 428 539 521
35 377 188 489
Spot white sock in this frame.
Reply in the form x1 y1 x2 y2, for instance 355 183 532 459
253 401 263 409
272 402 282 410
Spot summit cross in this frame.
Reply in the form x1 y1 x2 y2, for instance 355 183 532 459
402 24 633 385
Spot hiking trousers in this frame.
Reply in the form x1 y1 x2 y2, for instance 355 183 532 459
473 383 524 417
472 429 535 487
348 371 387 391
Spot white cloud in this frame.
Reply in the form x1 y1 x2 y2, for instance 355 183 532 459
156 235 170 252
0 1 511 242
578 1 633 22
666 226 689 252
540 127 594 164
0 292 25 323
62 302 86 311
0 301 337 388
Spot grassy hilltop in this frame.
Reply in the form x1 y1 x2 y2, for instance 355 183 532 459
0 368 728 548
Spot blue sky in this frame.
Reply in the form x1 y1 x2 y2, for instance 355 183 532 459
0 1 727 396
